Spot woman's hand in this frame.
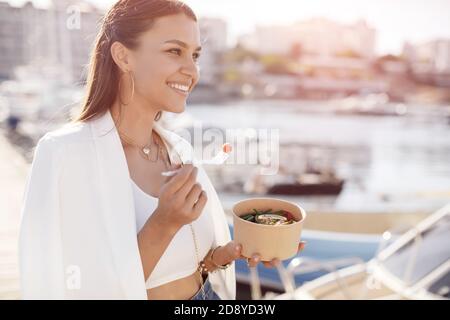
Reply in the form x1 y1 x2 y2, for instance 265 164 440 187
208 240 306 269
153 164 208 233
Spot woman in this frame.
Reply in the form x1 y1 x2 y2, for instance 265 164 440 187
18 0 302 300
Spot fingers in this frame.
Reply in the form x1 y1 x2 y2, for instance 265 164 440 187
176 166 198 198
166 163 182 172
165 164 195 193
192 190 207 215
247 253 261 268
220 241 242 264
185 183 202 207
262 258 280 268
243 241 307 269
298 241 307 253
246 256 277 268
209 241 242 267
161 163 182 180
263 242 306 268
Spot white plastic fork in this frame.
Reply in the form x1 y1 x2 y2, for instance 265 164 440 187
161 143 232 177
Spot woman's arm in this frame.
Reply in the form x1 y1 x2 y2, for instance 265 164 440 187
137 211 178 280
136 164 207 281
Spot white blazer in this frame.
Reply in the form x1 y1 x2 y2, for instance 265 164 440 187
18 109 236 300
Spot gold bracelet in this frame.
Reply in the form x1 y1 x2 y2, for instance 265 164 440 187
199 247 216 273
210 245 232 270
199 246 231 274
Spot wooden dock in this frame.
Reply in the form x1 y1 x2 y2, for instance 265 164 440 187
0 131 29 299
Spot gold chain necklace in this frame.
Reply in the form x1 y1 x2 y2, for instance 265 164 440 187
118 129 157 161
120 128 207 299
190 220 207 299
162 144 207 299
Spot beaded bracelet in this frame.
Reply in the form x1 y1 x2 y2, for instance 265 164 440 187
199 245 231 273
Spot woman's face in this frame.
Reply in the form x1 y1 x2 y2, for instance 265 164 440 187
128 13 201 114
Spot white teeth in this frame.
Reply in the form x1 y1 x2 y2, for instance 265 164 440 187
168 82 189 92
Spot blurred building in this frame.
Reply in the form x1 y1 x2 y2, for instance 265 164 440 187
404 40 450 73
235 19 383 99
197 17 228 85
0 0 103 84
403 39 450 87
238 18 376 60
0 2 26 80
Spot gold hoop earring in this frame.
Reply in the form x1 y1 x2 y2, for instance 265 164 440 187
118 70 135 105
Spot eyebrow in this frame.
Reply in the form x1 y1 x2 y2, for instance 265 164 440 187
164 39 202 51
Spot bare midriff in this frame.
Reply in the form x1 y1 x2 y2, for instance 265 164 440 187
146 270 205 300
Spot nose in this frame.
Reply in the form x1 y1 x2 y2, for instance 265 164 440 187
180 57 199 82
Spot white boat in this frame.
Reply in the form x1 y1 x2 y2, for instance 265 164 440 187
265 203 450 300
225 202 430 297
0 65 83 139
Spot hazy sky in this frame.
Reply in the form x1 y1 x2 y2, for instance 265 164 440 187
6 0 450 54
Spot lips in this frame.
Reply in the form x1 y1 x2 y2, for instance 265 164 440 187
167 85 188 96
166 82 191 96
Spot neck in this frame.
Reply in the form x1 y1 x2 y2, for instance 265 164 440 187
110 98 159 147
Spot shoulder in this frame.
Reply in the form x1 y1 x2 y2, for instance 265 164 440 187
41 121 92 146
33 121 94 165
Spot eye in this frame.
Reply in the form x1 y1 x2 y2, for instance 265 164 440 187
193 52 201 61
168 48 201 62
168 48 182 55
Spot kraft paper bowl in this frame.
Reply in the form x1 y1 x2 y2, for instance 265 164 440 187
232 197 307 261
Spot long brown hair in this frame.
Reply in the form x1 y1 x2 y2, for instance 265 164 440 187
71 0 197 124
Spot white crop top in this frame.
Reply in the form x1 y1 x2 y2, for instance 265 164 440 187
131 178 215 289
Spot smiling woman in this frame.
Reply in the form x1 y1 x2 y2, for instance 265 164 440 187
18 0 240 301
73 0 201 124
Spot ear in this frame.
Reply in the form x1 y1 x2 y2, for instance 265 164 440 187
110 41 133 73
